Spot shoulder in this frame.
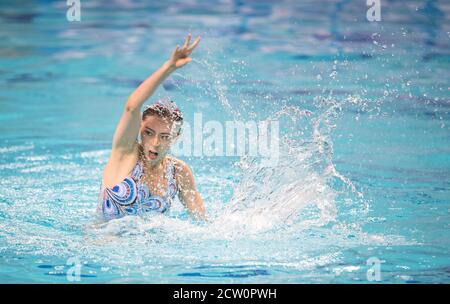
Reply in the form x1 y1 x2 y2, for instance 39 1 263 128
166 156 195 184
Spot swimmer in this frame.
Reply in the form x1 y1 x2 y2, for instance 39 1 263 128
97 34 207 222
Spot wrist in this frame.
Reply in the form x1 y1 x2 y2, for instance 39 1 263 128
163 60 177 73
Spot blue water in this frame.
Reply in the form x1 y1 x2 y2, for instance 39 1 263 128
0 0 449 283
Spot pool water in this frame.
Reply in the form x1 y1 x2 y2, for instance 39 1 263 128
0 0 449 283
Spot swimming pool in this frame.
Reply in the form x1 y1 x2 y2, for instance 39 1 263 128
0 0 449 283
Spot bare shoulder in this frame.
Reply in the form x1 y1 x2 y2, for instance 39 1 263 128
167 156 194 181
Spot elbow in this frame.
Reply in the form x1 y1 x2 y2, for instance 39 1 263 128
125 102 139 113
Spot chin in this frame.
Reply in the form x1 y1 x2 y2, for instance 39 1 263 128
144 155 157 163
145 154 164 164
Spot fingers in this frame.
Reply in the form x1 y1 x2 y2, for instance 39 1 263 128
183 34 191 49
175 57 192 68
187 36 201 52
172 34 200 64
171 44 180 57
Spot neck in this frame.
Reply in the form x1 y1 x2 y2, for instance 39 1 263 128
141 154 166 173
148 159 163 170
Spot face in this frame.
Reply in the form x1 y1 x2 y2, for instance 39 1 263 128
140 115 180 165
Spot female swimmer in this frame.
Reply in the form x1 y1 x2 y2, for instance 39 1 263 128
97 34 207 222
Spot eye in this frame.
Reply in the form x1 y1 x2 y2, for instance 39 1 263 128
161 135 170 140
145 130 154 136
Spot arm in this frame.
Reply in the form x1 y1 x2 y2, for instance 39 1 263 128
176 160 208 222
111 34 201 154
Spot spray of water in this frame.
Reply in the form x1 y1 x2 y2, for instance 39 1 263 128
88 54 384 244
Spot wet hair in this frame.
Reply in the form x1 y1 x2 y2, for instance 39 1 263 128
142 99 183 121
142 99 183 135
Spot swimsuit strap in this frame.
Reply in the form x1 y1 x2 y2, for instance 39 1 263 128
165 158 174 184
165 157 178 198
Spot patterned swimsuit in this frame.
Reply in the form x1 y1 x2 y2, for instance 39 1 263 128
97 156 178 221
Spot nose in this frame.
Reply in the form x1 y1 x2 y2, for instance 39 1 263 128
151 134 160 147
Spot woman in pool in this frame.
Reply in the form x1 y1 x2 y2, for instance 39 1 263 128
97 34 207 221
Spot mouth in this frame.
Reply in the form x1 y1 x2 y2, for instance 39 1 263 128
148 149 159 160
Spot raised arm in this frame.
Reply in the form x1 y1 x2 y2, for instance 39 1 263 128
111 34 201 154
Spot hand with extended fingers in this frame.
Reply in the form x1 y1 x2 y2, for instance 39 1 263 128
167 34 201 69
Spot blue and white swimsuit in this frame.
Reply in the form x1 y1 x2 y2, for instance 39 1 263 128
97 157 178 221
